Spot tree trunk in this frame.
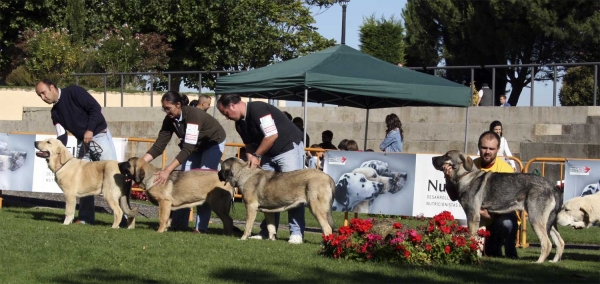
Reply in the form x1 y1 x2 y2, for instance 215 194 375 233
168 75 181 93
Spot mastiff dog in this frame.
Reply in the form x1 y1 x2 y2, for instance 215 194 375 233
557 192 600 229
118 157 236 234
218 157 335 240
432 150 565 263
34 138 138 228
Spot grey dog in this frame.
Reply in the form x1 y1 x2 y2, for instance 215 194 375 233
432 150 565 263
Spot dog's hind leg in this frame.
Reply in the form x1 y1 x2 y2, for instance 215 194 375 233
64 194 77 225
105 195 123 229
308 202 333 236
530 220 552 263
549 225 564 263
157 200 172 233
264 213 277 241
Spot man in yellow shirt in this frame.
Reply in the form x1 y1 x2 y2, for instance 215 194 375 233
444 131 518 258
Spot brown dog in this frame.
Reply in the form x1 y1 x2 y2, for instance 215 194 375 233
218 157 335 241
118 157 236 234
34 138 138 228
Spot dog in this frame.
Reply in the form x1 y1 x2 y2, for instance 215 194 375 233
580 180 600 197
218 157 335 240
432 150 565 263
557 192 600 229
332 172 384 213
360 160 391 177
34 138 137 228
0 140 27 171
118 157 236 234
351 167 407 194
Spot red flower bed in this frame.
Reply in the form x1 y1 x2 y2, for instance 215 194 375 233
319 211 488 265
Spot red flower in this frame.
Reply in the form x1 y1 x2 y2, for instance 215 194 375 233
427 225 435 232
440 225 452 234
469 243 479 251
411 234 422 243
477 228 491 237
425 244 432 251
322 234 335 242
445 246 451 254
404 250 411 259
452 236 466 247
393 222 403 229
338 226 353 236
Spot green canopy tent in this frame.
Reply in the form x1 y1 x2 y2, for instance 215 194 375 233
216 45 473 151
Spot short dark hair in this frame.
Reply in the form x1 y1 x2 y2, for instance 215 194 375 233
38 79 57 89
292 116 303 125
189 100 199 107
322 130 333 139
217 94 242 107
162 91 189 106
283 111 293 121
478 131 501 148
345 140 359 151
199 94 212 101
499 94 507 99
337 139 348 150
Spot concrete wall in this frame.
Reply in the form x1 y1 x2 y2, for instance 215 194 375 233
2 88 600 171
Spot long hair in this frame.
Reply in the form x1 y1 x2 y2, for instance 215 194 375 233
162 91 189 106
385 113 404 141
489 120 503 137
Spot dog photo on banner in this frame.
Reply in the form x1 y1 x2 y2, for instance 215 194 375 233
0 133 34 191
323 150 412 215
563 159 600 199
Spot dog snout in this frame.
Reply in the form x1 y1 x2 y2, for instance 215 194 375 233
118 162 130 175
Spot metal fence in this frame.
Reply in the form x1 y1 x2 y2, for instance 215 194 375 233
73 61 599 108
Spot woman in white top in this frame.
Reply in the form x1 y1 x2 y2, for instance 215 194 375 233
483 120 517 170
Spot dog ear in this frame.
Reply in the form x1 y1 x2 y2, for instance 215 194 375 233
460 154 474 171
136 165 145 183
580 204 592 227
334 178 349 204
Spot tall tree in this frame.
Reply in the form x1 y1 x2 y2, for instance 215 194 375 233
403 0 600 106
559 66 599 106
64 0 85 44
359 15 405 65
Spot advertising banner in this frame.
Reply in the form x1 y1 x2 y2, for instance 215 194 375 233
563 159 600 201
0 133 127 193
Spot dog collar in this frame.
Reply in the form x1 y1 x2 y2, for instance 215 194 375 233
55 158 74 173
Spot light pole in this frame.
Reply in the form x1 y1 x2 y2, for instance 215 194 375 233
340 0 350 45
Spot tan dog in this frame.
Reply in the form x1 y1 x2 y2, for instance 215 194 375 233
118 157 236 234
34 138 137 228
218 157 335 240
557 192 600 229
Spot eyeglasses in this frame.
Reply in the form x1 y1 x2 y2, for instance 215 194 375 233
162 106 174 113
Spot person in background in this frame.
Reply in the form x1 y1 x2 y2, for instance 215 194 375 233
35 79 120 225
190 100 199 108
319 130 337 150
345 140 359 151
143 91 227 233
477 83 494 106
197 94 212 112
337 139 348 151
499 94 511 107
380 113 403 153
292 117 310 146
306 144 323 170
283 111 293 121
481 120 517 171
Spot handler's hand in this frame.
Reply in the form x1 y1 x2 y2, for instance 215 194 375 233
442 164 453 177
153 170 170 186
83 130 93 144
480 209 491 219
247 155 260 169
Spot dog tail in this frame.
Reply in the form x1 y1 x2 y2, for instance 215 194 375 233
328 177 336 231
120 179 139 217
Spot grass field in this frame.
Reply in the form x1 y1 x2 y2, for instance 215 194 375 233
1 203 599 284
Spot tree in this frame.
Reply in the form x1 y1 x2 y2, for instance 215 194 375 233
359 15 405 65
64 0 85 44
403 0 600 106
559 66 599 106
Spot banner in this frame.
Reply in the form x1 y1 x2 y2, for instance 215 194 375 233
563 159 600 201
0 133 127 193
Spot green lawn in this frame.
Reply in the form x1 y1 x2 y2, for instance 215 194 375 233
1 204 599 284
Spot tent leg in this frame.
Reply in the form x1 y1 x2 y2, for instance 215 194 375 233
464 106 470 153
363 108 370 151
303 88 308 147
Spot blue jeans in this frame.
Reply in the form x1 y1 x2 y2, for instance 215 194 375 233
485 212 519 258
258 142 305 237
171 141 224 231
76 129 118 224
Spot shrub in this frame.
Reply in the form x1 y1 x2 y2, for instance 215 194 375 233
5 66 35 86
319 211 487 265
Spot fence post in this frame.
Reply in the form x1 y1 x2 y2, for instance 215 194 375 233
198 73 202 95
103 74 107 107
530 67 535 106
492 68 496 105
75 76 79 86
120 74 124 107
168 74 171 91
553 66 557 107
150 74 154 107
594 65 598 106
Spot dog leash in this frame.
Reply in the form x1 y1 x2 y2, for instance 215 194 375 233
55 158 74 173
81 141 103 161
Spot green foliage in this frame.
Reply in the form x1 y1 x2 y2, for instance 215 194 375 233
402 0 600 106
64 0 85 44
359 15 405 65
559 66 598 106
16 27 85 85
5 65 34 86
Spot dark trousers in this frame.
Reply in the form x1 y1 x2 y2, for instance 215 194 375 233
485 212 519 258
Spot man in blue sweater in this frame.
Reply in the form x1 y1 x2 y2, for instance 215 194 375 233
35 79 118 225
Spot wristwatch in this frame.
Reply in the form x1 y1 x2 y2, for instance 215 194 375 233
250 153 261 159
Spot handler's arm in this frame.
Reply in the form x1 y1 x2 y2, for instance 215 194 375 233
254 134 277 157
146 117 173 161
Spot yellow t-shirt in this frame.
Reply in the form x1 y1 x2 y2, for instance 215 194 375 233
473 157 514 173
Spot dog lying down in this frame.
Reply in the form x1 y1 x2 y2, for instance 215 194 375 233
218 157 336 241
119 157 237 234
34 138 137 228
557 192 600 229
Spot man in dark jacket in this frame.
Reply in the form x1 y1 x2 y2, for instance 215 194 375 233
35 79 118 225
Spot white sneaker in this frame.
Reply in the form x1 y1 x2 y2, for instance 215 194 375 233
288 234 303 244
248 234 266 240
